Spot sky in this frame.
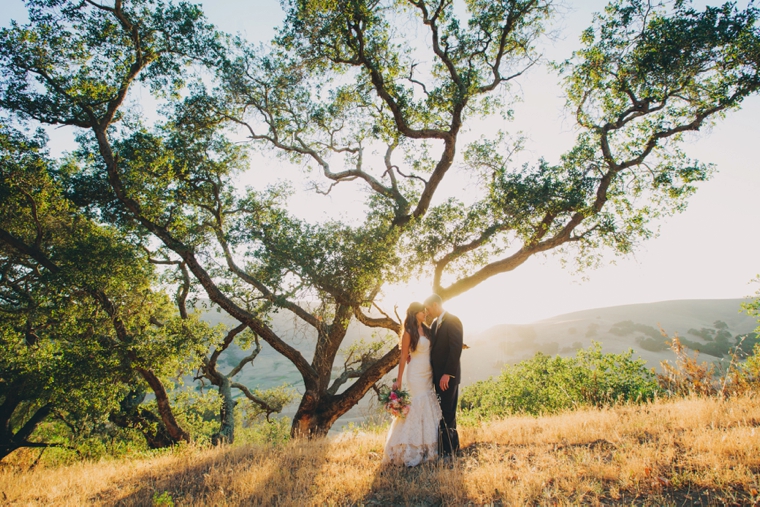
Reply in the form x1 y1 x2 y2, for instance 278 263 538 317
2 1 759 332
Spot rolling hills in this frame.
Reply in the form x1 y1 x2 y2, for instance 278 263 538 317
463 298 757 385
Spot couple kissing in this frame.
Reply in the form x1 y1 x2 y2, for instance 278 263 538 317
383 294 463 467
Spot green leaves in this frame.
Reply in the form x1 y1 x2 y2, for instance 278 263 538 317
0 123 212 457
238 202 402 303
0 0 222 126
276 0 551 136
241 385 297 423
460 342 660 419
563 1 760 142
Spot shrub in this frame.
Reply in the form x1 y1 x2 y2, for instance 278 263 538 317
657 334 717 396
236 416 292 446
460 343 660 421
715 342 760 397
152 491 175 507
657 331 760 398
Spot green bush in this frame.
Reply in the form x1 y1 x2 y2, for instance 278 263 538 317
236 416 292 446
460 343 660 421
152 491 175 507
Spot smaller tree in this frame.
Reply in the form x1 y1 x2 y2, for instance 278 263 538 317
0 124 209 459
196 320 296 445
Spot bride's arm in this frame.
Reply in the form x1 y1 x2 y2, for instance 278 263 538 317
393 331 411 390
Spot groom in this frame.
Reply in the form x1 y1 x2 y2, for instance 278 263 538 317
424 293 463 457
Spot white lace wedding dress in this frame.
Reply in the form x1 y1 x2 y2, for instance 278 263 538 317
382 334 442 466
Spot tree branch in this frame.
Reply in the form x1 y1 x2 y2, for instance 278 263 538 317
213 225 324 331
433 223 510 290
227 336 262 379
353 306 400 330
333 345 400 406
327 368 363 396
207 322 248 375
230 382 281 419
12 403 53 443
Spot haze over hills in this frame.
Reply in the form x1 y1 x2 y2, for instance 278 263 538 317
193 298 757 430
463 298 757 385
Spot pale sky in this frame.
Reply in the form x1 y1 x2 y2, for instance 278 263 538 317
2 1 759 332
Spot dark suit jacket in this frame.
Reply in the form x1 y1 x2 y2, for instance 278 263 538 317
430 312 463 385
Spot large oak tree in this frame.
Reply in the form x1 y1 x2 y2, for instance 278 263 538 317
1 0 758 437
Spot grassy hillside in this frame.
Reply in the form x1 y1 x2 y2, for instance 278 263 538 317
3 394 759 506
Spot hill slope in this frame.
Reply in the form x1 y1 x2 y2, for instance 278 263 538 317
462 298 757 385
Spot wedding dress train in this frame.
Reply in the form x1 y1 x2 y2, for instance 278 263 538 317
382 334 442 466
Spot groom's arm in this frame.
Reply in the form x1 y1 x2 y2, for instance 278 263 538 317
443 317 463 380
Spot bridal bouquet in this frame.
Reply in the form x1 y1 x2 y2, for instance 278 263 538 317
379 385 411 419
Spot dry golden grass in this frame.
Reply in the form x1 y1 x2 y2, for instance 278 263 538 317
3 394 760 506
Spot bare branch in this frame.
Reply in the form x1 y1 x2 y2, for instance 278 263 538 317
353 305 400 330
394 166 428 185
207 322 247 375
176 261 190 319
227 336 262 378
407 62 430 96
231 382 281 419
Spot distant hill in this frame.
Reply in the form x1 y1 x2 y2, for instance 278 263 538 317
462 299 758 386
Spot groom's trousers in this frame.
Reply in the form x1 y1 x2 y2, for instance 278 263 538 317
436 382 460 455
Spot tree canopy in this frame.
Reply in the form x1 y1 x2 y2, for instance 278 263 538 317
0 122 217 457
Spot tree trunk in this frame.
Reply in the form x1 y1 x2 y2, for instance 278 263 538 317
290 345 400 437
109 390 177 449
290 386 377 437
292 395 347 437
0 393 21 448
0 403 53 461
134 367 190 443
292 390 329 438
211 376 235 445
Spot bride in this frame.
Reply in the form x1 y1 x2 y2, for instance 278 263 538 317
382 302 442 466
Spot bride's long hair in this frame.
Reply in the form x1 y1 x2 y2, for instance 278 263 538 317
403 302 429 352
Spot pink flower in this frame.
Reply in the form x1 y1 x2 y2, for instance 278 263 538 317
390 392 398 400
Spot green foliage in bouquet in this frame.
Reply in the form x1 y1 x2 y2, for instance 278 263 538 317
377 385 411 419
460 343 660 421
